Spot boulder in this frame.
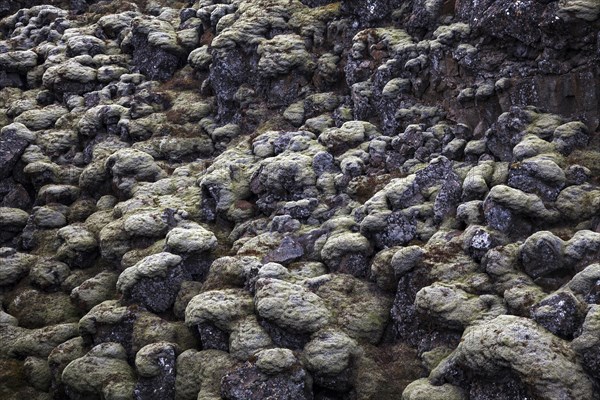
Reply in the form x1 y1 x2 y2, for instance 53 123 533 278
431 315 595 400
117 252 183 313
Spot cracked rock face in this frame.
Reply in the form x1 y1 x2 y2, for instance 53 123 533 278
0 0 600 399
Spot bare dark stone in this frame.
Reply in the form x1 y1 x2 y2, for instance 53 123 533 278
125 266 184 313
520 232 565 279
466 228 495 262
414 156 454 190
584 280 600 304
134 345 177 400
88 311 137 360
0 179 31 209
483 200 533 236
433 172 463 223
313 152 337 176
263 236 304 264
0 71 24 88
485 107 533 162
367 211 417 249
221 363 312 400
580 343 600 380
508 163 565 202
197 322 229 351
341 0 404 24
130 32 183 82
312 368 353 394
531 292 585 339
210 47 250 121
469 370 531 400
460 0 547 46
334 252 370 278
180 253 213 282
300 0 337 6
0 129 29 180
391 269 431 347
259 318 311 351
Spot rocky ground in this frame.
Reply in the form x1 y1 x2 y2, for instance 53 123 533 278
0 0 600 399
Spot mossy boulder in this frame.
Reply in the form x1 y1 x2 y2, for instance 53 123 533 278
255 278 330 333
62 343 135 400
431 315 595 399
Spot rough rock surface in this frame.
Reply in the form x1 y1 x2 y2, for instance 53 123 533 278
0 0 599 398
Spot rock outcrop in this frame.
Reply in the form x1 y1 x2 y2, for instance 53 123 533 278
0 0 599 399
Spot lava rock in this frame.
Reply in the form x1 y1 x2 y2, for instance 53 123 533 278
117 252 184 313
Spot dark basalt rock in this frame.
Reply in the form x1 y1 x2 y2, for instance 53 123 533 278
0 178 31 209
507 163 565 202
391 269 430 347
366 211 417 249
584 280 600 304
124 265 185 314
580 344 600 380
520 231 566 280
460 0 547 45
341 0 405 24
485 107 534 162
0 129 28 180
134 345 177 400
333 252 370 278
221 363 312 400
210 47 251 121
263 236 305 264
531 291 585 339
300 0 338 7
198 322 229 351
312 368 354 394
259 318 311 351
468 370 531 400
87 312 137 357
433 171 463 223
180 254 213 282
130 32 183 82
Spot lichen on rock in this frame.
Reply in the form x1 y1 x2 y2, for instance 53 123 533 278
0 0 599 398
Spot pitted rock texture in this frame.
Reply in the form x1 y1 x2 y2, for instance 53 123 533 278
0 0 600 399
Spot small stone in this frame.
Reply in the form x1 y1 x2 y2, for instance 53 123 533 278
23 356 52 392
531 291 585 339
185 289 254 332
33 206 67 228
520 231 565 279
0 51 38 71
14 105 68 131
123 210 169 238
572 305 600 379
255 348 297 375
255 278 330 333
56 224 98 268
0 249 35 287
257 34 315 77
229 316 273 360
303 329 357 376
392 246 425 278
0 207 29 230
0 127 29 180
30 260 70 290
71 271 119 311
166 225 218 254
